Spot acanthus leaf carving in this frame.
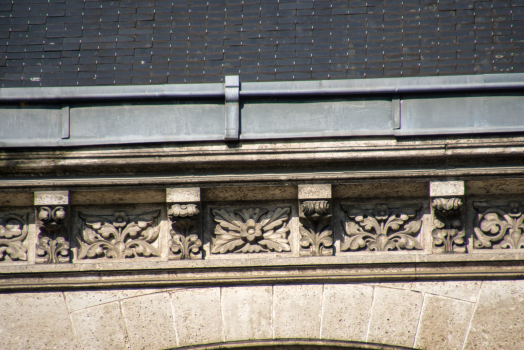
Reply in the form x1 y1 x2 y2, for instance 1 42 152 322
299 201 333 256
341 204 423 252
212 207 291 254
431 198 465 253
78 210 161 260
0 213 29 261
168 204 202 260
473 201 524 249
36 206 70 263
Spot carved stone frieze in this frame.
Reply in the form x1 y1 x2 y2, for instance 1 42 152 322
473 201 524 249
212 207 291 253
299 200 333 256
36 206 70 263
168 204 202 260
431 198 465 253
0 213 29 262
341 204 423 252
78 210 161 259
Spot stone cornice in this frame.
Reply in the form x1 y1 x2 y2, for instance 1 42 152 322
1 253 524 291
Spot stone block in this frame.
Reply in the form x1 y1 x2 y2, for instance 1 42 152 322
321 284 373 341
464 280 524 350
34 191 69 205
367 287 423 348
273 284 323 339
429 181 464 197
0 292 76 349
71 301 129 350
298 184 332 199
166 187 201 203
170 287 222 346
221 285 272 341
414 294 475 350
120 292 177 350
411 281 481 303
65 288 166 312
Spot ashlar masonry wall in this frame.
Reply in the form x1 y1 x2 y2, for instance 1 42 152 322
1 280 523 350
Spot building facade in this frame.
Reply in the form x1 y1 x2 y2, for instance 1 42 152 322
2 1 524 349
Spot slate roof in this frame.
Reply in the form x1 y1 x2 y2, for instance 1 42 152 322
1 0 524 87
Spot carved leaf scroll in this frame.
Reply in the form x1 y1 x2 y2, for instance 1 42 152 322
78 210 161 260
212 207 291 253
36 206 70 263
431 198 465 253
299 201 333 256
341 204 423 252
168 204 202 260
0 213 29 261
473 201 524 249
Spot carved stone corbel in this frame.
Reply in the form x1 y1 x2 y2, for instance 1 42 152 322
0 213 29 262
299 200 334 256
36 206 71 263
168 204 202 260
431 198 465 253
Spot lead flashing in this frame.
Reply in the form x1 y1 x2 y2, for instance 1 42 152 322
1 73 523 102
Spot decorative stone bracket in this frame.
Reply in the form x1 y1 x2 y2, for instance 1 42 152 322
430 181 466 254
298 185 334 256
167 188 203 260
35 191 71 264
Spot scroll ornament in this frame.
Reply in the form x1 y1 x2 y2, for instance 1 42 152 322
341 204 423 252
212 207 291 253
78 210 160 259
473 201 524 249
168 204 202 260
431 198 465 253
36 206 70 263
0 214 29 261
299 200 333 256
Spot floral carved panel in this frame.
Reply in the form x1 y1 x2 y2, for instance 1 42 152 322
299 201 333 256
168 204 202 260
341 204 423 252
473 201 524 249
0 213 29 262
78 210 161 260
36 206 70 263
212 207 291 253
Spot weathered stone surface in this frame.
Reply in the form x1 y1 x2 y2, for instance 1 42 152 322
71 301 129 350
411 281 481 303
70 189 165 205
333 182 428 199
414 294 474 350
321 284 373 341
120 292 177 350
202 185 297 201
464 280 524 350
0 292 76 349
298 184 332 199
166 187 200 203
273 284 323 339
367 287 423 348
170 287 223 346
34 191 69 205
221 285 273 341
430 181 464 197
65 288 166 312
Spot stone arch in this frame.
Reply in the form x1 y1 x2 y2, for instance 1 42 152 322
1 280 522 349
172 339 413 350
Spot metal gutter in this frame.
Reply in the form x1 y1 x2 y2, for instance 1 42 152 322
1 73 523 102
